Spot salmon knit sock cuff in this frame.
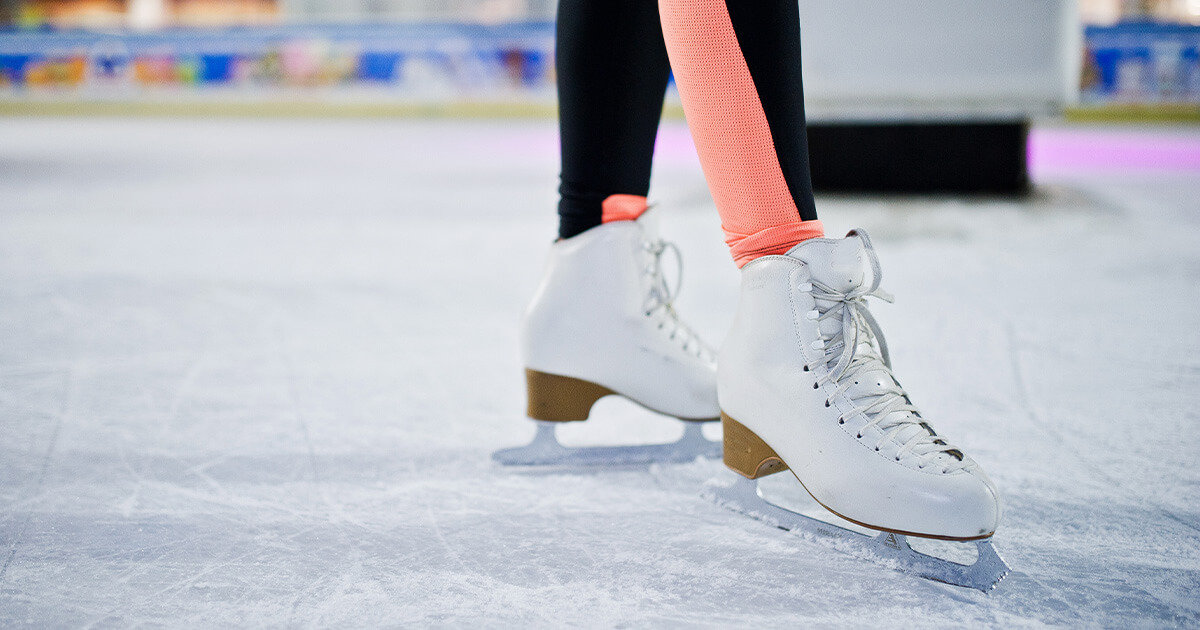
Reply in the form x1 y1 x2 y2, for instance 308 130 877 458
601 194 651 223
726 219 824 267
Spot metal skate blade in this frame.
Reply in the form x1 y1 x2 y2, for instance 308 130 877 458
702 470 1011 592
493 420 720 467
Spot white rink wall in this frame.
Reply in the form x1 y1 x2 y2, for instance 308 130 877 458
797 0 1080 120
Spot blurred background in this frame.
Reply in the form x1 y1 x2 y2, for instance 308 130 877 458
0 0 1197 119
1 1 1199 626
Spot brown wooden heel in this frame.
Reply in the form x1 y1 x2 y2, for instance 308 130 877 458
722 412 789 479
525 369 616 422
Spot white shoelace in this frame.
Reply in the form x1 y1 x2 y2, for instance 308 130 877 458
641 238 710 360
804 232 966 473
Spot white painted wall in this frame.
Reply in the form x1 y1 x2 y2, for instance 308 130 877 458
795 0 1080 121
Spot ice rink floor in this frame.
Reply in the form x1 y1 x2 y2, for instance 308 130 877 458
1 117 1199 626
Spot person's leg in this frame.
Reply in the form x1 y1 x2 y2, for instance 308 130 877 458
658 0 823 266
555 0 672 239
497 0 721 466
659 0 1001 548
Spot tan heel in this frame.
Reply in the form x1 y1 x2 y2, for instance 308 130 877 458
525 369 615 422
722 412 789 479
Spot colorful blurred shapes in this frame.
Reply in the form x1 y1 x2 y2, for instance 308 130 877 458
0 23 558 92
25 54 86 86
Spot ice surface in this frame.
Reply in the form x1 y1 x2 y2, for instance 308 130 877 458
1 117 1198 626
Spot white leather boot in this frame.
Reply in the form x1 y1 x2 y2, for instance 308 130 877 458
718 230 1000 540
494 211 720 466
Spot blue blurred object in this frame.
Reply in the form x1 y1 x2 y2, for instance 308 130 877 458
1082 22 1200 103
358 51 403 82
200 53 236 83
0 53 32 83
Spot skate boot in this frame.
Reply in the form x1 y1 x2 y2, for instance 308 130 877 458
706 229 1010 590
493 209 720 466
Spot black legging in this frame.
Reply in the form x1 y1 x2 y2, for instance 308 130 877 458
555 0 817 240
555 0 672 239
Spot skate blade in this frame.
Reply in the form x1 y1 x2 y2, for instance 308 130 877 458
702 470 1011 592
492 420 720 467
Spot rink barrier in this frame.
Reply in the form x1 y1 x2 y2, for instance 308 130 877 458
2 99 1198 123
0 98 567 118
0 22 556 94
1 21 1197 111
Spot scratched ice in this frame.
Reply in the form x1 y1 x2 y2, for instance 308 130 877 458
1 117 1198 626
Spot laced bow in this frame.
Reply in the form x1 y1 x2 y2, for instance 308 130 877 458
806 231 966 472
642 238 709 359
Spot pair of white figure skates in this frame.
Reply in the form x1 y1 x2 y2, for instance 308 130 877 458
493 210 1010 591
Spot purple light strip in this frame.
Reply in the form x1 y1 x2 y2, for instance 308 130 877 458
1028 127 1200 178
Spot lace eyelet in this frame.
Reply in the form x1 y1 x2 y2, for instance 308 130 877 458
895 457 901 462
857 434 863 439
803 365 809 372
812 383 818 390
874 447 880 451
838 419 845 425
824 401 830 408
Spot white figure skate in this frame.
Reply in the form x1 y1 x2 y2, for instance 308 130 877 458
704 229 1010 591
493 210 721 467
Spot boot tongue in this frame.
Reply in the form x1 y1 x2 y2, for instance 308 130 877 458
787 237 868 339
786 236 867 295
788 237 894 400
633 205 660 238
